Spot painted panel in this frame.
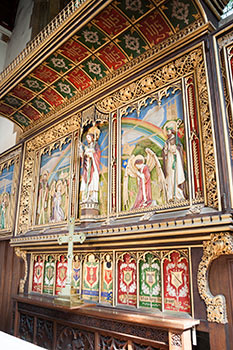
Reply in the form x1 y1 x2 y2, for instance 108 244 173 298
32 256 43 293
93 6 129 37
121 86 188 212
137 10 172 45
43 256 55 295
117 253 137 307
72 255 81 294
162 0 199 31
0 163 14 230
35 138 71 225
101 254 113 304
82 254 99 301
98 43 128 70
139 253 161 309
55 255 68 295
163 250 191 313
79 123 108 217
186 76 203 199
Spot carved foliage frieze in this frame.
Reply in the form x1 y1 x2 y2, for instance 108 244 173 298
17 115 81 235
56 326 94 350
197 232 233 323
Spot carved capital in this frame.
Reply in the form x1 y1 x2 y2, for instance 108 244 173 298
15 247 28 294
197 232 233 323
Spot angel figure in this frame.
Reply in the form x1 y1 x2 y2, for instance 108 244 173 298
123 148 167 210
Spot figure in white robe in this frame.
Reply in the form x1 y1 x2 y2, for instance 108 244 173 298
162 128 185 202
79 126 101 204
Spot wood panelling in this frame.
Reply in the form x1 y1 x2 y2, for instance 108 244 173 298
0 240 23 333
209 255 233 350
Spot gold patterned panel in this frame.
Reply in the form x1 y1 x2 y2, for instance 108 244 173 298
16 114 81 235
197 232 233 323
97 47 218 209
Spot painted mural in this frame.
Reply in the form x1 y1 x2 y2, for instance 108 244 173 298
0 163 14 229
79 123 108 216
30 249 191 314
121 87 187 212
35 138 71 225
139 253 161 309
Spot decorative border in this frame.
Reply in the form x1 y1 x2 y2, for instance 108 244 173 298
0 145 21 238
197 232 233 323
16 114 81 235
97 47 218 209
216 30 233 208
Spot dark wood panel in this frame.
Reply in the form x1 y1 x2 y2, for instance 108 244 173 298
0 240 22 333
209 255 232 350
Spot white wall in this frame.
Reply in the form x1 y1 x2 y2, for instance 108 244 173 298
4 0 34 68
0 118 18 154
0 0 34 154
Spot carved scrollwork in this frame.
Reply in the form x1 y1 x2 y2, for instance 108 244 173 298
197 232 233 323
15 247 28 294
171 333 182 347
56 326 94 350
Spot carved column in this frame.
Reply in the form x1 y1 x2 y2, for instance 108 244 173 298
15 248 28 294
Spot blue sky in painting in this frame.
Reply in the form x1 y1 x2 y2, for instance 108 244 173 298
40 141 71 185
0 164 14 194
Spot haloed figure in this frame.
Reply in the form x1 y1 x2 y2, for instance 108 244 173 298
79 126 101 204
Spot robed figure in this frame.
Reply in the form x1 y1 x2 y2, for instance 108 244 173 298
79 126 101 216
162 127 185 202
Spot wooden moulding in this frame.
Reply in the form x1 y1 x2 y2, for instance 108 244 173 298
13 294 199 350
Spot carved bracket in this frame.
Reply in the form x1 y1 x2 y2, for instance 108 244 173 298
197 232 233 323
15 247 28 294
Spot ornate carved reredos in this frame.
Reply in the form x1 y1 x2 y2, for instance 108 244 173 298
197 233 233 324
16 46 218 234
97 46 218 209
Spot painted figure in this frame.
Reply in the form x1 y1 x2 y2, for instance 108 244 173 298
0 192 9 229
53 180 65 222
79 126 101 204
124 148 166 210
132 155 152 209
37 170 49 224
162 127 185 201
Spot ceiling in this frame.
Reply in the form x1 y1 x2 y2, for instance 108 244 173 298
0 0 205 133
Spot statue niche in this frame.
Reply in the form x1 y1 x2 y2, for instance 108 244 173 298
79 123 106 218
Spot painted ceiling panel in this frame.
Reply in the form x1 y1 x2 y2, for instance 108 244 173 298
67 68 92 90
58 39 91 63
21 105 41 121
0 0 205 131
